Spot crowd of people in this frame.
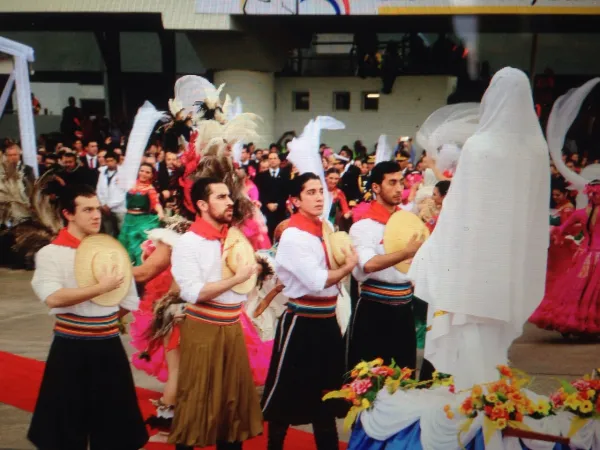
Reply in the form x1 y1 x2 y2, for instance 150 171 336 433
1 69 600 450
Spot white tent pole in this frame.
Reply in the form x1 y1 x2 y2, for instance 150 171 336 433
0 70 15 119
14 55 38 177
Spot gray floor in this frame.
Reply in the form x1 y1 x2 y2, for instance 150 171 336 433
1 267 598 449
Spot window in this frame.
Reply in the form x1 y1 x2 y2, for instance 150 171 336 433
333 91 350 111
292 91 310 111
362 91 380 111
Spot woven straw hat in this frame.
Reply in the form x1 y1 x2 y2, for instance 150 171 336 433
323 224 353 269
383 210 430 273
222 227 258 295
74 234 133 307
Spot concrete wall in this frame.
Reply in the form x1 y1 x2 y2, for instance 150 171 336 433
18 83 105 116
274 76 456 151
0 115 61 142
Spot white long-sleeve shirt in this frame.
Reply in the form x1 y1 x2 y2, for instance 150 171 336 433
349 218 411 284
96 167 126 213
31 244 139 316
171 231 247 305
275 227 339 299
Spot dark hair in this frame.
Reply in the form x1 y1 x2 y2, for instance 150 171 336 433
105 151 120 162
60 184 97 219
370 161 402 186
84 139 97 148
289 172 321 198
340 148 353 160
326 168 340 176
191 177 223 213
435 180 451 197
62 152 77 160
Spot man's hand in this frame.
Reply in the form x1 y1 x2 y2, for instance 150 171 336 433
101 205 111 215
162 190 171 200
342 246 359 270
97 265 125 293
234 262 258 284
343 211 353 219
405 233 424 257
267 203 278 212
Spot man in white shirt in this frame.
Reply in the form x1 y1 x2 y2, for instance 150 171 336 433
261 172 358 450
96 151 126 237
28 184 147 450
347 161 423 372
169 177 263 450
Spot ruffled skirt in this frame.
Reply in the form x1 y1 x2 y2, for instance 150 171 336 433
118 213 160 266
530 246 600 335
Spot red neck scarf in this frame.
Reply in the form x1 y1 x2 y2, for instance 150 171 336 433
362 201 399 225
52 228 82 249
288 212 323 238
189 216 229 242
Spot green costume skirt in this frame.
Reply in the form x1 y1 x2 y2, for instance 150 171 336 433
118 213 160 266
413 296 428 350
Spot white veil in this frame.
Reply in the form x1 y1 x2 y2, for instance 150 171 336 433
408 68 550 387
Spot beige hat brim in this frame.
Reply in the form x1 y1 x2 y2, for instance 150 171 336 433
222 227 257 295
74 234 133 307
328 231 353 269
383 210 430 273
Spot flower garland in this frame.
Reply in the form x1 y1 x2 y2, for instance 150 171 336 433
549 372 600 437
323 358 455 430
446 365 555 445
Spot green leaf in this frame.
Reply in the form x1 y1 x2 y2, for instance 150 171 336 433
558 379 577 394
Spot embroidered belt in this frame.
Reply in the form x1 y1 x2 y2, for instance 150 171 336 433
360 279 413 305
287 295 337 318
185 301 242 325
54 313 120 340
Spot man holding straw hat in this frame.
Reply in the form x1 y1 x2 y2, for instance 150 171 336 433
169 177 263 450
346 161 425 373
28 184 148 450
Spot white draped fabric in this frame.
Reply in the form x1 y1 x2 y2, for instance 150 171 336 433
359 387 593 450
375 134 392 165
408 68 550 389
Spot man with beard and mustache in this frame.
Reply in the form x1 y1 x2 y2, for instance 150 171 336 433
169 177 263 450
346 162 424 372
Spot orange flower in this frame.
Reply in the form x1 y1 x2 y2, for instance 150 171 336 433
495 418 508 430
491 405 509 421
472 385 483 397
508 392 525 405
498 365 514 379
515 412 524 422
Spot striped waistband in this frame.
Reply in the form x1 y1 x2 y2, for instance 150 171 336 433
185 301 242 325
360 279 413 305
54 313 120 340
287 295 337 318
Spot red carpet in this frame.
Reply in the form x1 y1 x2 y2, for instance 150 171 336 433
0 351 347 449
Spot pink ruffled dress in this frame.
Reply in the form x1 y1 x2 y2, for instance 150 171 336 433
530 207 600 335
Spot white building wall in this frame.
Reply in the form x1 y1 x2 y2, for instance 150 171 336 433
274 76 456 151
22 83 105 116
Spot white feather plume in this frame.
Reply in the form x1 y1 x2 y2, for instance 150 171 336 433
287 116 346 221
174 75 219 117
375 134 392 165
118 101 167 192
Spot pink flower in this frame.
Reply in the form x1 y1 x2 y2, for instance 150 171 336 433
449 385 456 394
573 380 592 392
350 379 373 395
549 392 564 407
371 367 393 377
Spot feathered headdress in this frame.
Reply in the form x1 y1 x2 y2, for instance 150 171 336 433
287 116 345 221
546 77 600 208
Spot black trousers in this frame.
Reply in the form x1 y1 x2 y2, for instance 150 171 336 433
29 335 148 450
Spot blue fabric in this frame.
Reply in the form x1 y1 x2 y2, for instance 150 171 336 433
347 420 571 450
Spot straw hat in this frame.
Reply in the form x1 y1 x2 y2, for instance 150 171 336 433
383 210 430 273
74 234 133 307
222 227 258 295
322 222 353 269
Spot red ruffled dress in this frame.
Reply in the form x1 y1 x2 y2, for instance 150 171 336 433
530 207 600 335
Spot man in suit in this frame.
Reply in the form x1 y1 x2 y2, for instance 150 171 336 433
255 151 290 240
79 140 100 187
157 150 183 215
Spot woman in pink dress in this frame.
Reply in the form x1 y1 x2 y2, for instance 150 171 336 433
530 180 600 337
236 164 272 250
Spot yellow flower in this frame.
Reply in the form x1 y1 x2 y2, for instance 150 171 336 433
587 389 596 399
565 395 581 410
536 399 552 415
361 398 371 409
495 418 508 430
504 401 516 413
370 358 384 367
472 385 483 397
446 410 455 420
485 394 499 403
579 400 594 414
358 368 369 377
355 362 369 371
